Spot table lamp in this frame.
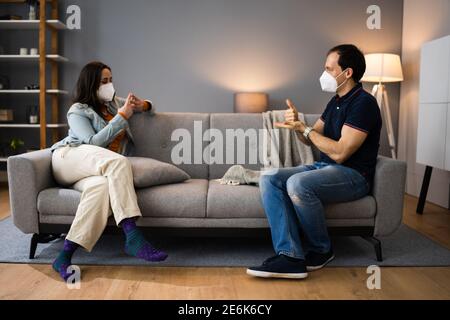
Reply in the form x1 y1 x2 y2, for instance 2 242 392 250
234 92 268 113
362 53 404 159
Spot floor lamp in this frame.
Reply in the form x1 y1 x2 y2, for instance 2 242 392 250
362 53 404 159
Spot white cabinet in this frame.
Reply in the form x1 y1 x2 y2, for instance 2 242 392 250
417 35 450 171
417 103 447 169
419 36 450 104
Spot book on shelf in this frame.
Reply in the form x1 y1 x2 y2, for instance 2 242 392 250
0 15 23 20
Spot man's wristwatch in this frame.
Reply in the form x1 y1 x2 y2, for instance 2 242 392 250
303 126 314 140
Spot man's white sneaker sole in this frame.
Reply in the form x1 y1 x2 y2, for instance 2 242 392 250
306 254 335 271
246 269 308 279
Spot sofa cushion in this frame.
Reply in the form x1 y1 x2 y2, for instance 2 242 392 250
135 179 207 218
37 188 81 216
209 113 264 180
304 114 321 160
38 179 208 218
129 112 210 179
207 180 265 218
325 196 377 219
206 180 376 219
128 157 190 188
208 113 322 179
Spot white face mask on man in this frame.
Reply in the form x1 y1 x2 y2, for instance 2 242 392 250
97 82 116 102
319 68 349 93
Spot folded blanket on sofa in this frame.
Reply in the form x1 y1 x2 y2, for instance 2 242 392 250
216 165 261 186
262 110 315 169
216 111 315 186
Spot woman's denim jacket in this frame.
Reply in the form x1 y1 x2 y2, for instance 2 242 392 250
50 96 154 156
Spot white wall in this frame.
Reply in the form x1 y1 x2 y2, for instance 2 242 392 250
399 0 450 208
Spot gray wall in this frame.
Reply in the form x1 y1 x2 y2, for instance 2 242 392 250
1 0 403 162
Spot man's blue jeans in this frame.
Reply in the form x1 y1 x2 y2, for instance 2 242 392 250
259 161 370 260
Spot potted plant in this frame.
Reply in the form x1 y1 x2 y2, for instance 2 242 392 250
9 138 25 155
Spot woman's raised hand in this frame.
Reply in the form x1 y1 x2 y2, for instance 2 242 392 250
129 94 147 112
118 93 136 119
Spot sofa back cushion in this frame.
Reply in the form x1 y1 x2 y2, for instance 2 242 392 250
129 112 210 179
209 113 264 179
304 114 321 160
129 112 321 180
209 113 321 179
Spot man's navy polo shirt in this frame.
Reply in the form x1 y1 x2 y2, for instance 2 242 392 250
319 82 382 185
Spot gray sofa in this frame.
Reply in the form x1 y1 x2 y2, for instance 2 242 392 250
7 112 407 261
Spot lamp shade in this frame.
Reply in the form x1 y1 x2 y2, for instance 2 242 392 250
362 53 404 83
234 92 268 113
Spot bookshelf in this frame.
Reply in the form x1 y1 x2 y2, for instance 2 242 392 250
0 19 66 29
0 0 68 163
0 54 69 62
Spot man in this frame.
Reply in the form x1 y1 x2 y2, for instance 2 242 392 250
247 44 382 279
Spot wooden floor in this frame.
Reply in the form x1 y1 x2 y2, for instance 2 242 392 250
0 184 449 300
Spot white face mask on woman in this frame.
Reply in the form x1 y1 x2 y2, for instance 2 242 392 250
319 68 349 93
97 82 116 102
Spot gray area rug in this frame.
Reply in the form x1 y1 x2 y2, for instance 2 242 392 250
0 217 449 267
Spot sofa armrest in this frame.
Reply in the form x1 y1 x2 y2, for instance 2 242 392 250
7 148 56 234
372 156 407 237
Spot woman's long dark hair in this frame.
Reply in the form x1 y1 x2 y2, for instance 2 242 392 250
73 61 111 117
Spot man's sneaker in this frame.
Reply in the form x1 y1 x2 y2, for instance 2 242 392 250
305 250 335 271
246 254 308 279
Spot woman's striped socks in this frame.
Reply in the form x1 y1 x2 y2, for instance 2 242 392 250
121 218 168 262
52 239 79 281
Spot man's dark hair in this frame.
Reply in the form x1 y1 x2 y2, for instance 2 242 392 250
327 44 366 83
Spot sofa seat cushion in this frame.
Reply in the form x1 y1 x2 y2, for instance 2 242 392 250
37 188 81 216
38 179 208 218
325 196 376 219
206 180 377 219
135 179 207 218
207 180 265 218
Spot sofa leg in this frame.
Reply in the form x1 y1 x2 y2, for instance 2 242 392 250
29 234 39 259
29 233 62 259
362 236 383 262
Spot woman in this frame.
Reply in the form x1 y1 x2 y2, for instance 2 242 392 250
50 61 167 281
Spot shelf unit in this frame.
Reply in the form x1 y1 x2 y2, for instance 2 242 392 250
0 89 68 94
0 123 67 128
0 0 68 163
0 19 66 29
0 54 69 62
